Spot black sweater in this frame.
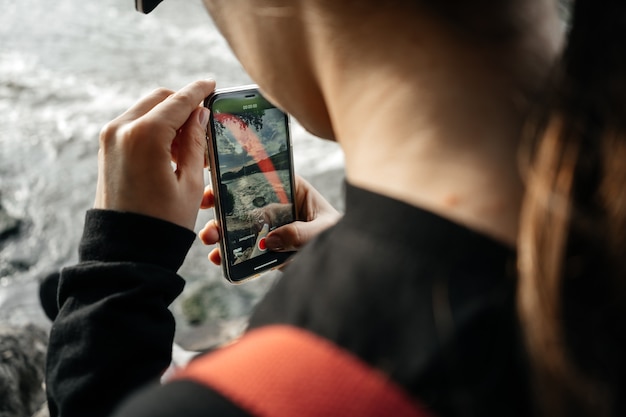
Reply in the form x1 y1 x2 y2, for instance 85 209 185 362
46 183 531 417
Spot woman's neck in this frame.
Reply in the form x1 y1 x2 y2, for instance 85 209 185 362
310 8 562 247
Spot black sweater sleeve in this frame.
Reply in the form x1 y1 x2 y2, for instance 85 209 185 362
45 210 195 417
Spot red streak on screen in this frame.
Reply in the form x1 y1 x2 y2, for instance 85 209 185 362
215 113 289 204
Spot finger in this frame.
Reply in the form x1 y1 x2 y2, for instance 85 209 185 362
116 88 174 123
172 106 210 165
208 248 222 265
175 107 210 185
200 185 215 209
265 220 320 252
199 219 220 245
145 79 215 139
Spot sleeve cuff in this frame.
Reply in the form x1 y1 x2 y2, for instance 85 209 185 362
78 209 197 272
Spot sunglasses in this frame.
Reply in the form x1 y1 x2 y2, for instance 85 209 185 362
135 0 163 13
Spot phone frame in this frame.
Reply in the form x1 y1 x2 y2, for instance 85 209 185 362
204 85 297 283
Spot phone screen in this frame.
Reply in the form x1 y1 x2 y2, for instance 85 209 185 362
206 87 296 282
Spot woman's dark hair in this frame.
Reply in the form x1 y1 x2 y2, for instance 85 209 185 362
518 0 626 415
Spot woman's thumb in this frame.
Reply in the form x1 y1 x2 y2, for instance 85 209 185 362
265 221 317 252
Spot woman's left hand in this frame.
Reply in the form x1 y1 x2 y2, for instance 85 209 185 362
198 175 341 265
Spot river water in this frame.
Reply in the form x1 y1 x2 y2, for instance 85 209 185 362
0 0 344 349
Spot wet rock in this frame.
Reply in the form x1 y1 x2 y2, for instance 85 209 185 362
0 259 31 280
0 200 21 242
32 404 50 417
0 324 48 417
0 198 32 278
180 282 230 326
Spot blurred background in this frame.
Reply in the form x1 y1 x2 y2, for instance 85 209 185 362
0 0 345 350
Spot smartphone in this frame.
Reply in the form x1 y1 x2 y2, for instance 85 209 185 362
205 85 297 283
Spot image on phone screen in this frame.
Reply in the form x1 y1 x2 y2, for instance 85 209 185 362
208 88 296 281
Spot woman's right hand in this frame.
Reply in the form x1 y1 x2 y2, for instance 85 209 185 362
198 175 341 265
93 79 215 231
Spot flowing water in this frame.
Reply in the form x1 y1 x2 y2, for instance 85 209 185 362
0 0 344 349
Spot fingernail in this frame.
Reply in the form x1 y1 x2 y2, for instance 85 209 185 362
265 235 284 251
198 107 210 128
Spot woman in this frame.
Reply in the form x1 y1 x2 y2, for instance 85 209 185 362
46 0 626 416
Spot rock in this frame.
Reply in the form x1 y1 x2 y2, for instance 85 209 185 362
180 282 229 326
32 404 50 417
0 324 48 417
0 198 31 278
0 200 21 242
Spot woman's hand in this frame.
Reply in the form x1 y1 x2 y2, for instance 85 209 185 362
94 80 216 230
199 175 341 265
